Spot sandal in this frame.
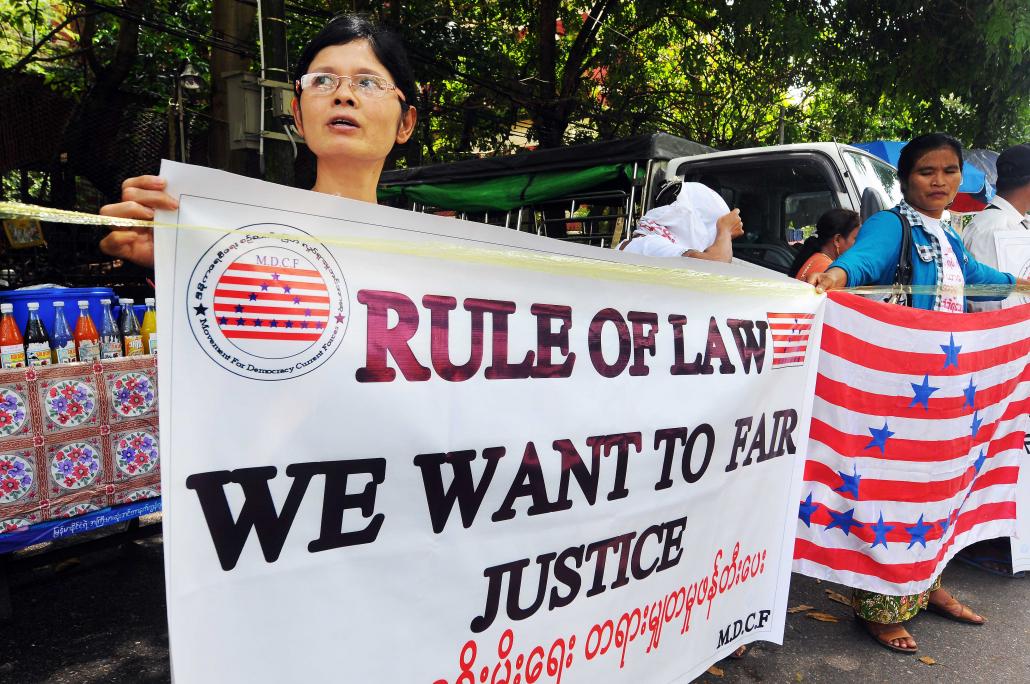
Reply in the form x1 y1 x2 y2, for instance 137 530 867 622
926 593 985 625
954 552 1028 578
857 616 918 654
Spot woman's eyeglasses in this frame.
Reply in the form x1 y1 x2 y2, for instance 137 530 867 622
296 73 405 102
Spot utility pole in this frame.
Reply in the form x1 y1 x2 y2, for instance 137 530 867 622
210 0 256 174
260 0 295 186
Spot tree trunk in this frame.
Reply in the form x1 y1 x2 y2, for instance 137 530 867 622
209 0 257 173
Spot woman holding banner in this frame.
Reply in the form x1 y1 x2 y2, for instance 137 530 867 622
809 133 1029 653
98 14 418 267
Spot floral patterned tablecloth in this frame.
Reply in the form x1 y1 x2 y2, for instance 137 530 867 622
0 356 159 537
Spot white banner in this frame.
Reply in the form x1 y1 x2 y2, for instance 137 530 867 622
997 230 1030 572
155 162 822 683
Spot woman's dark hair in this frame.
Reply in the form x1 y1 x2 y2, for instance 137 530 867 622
896 133 963 192
788 208 860 277
295 14 416 111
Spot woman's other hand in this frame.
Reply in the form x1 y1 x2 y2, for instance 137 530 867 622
808 266 847 293
716 209 744 239
98 175 177 268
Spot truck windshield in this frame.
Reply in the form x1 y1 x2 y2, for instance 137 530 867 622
842 151 902 207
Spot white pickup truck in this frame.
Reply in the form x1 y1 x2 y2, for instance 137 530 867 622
378 134 902 273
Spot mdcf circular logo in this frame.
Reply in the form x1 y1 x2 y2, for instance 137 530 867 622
186 224 349 381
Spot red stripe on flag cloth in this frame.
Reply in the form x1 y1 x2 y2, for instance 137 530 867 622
815 373 1030 420
769 324 813 332
794 502 1016 584
820 325 1030 376
808 418 1024 463
828 291 1030 332
803 459 1019 504
222 262 321 278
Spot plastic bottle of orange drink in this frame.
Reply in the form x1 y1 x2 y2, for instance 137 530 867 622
0 303 25 368
74 300 101 363
141 297 157 355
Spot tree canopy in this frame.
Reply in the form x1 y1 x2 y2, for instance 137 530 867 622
2 0 1028 198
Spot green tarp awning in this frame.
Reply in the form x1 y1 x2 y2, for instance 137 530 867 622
377 163 629 212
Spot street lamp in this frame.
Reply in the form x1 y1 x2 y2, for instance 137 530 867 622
170 60 205 162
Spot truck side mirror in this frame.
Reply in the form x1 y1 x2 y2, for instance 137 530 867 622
860 187 887 222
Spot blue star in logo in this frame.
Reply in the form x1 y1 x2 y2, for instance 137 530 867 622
963 377 977 409
316 321 323 329
941 334 962 369
260 282 269 292
270 319 278 328
909 374 940 410
236 317 245 325
253 318 262 327
285 320 294 329
235 304 244 313
293 296 301 305
865 421 895 454
834 466 862 499
193 304 207 316
249 292 258 301
870 512 894 549
335 313 346 323
300 320 309 329
970 411 983 438
973 448 986 474
799 493 817 527
905 514 932 549
272 273 280 281
283 285 292 294
304 308 312 317
826 508 864 536
219 316 228 326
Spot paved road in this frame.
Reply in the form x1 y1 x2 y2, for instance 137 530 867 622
1 529 1027 683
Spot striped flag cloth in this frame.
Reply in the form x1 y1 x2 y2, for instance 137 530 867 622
214 261 330 344
767 312 814 368
793 292 1030 595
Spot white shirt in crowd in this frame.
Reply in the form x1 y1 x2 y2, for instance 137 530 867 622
962 195 1030 311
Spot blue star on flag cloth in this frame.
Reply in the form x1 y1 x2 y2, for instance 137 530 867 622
963 377 977 409
834 466 862 499
970 411 983 438
941 333 962 369
905 514 932 549
870 512 894 549
973 448 986 474
249 292 258 301
909 375 940 410
865 421 895 454
799 493 818 527
826 508 863 536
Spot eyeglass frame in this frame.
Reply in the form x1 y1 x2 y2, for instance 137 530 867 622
294 72 407 106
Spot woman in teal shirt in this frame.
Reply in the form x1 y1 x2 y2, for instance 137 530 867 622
810 133 1029 654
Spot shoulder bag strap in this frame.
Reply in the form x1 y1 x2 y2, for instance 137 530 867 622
888 210 913 307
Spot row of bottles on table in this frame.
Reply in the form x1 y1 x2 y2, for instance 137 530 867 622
0 298 158 368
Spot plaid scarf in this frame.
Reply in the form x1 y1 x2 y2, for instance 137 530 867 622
892 200 959 311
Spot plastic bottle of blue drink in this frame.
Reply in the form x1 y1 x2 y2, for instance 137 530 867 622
51 301 77 364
